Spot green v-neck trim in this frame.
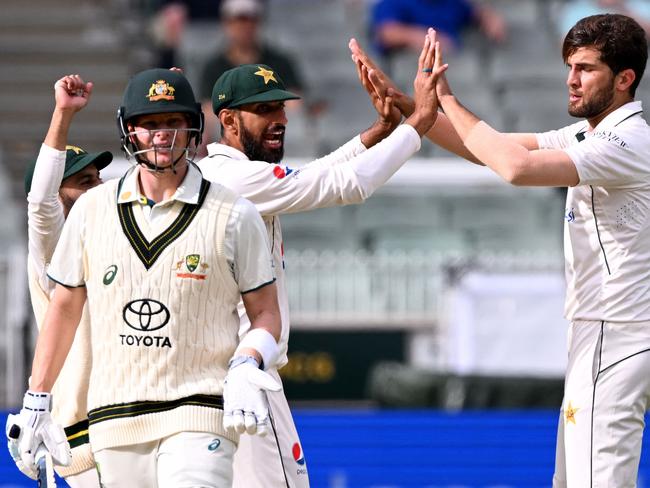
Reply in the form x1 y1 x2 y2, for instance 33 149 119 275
117 178 211 270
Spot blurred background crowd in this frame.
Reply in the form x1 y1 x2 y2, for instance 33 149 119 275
1 1 650 485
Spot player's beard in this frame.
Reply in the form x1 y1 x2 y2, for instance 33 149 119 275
568 77 615 119
239 121 285 164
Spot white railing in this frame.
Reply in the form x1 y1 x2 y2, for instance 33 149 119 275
286 249 450 329
0 246 29 409
286 248 567 377
285 249 563 329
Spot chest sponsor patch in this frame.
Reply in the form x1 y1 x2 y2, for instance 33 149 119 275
272 165 294 179
120 298 172 348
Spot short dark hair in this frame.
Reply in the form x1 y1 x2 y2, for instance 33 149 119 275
562 14 647 97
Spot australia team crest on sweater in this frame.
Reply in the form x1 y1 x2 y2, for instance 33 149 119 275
174 254 209 280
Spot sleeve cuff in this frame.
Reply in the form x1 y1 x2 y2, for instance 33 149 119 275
46 273 85 289
241 278 276 295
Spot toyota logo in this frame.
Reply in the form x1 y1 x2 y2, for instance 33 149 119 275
123 299 170 332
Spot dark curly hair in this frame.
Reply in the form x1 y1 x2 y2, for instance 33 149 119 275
562 14 647 97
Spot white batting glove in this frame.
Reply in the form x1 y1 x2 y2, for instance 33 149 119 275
223 356 282 437
6 423 36 480
5 391 71 478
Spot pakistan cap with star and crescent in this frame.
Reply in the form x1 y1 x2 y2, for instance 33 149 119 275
211 63 300 115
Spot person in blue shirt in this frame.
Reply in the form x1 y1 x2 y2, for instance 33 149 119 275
370 0 506 56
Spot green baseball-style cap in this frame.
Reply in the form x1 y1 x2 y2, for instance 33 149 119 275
211 64 300 115
24 145 113 196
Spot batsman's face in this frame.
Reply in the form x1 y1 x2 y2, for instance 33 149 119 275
566 47 616 121
236 101 287 163
129 112 190 168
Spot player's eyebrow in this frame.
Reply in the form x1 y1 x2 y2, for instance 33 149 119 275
567 60 600 69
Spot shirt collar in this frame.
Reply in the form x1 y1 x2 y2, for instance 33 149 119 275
593 100 643 131
207 142 250 161
117 163 204 205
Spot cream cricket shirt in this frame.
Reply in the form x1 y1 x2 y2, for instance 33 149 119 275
537 101 650 322
47 163 275 450
198 124 422 367
27 144 94 476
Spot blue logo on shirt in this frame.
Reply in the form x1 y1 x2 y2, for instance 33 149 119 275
565 208 575 223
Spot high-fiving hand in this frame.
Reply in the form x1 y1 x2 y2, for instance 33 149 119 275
405 28 448 136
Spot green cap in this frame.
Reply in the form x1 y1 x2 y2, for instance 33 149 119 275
25 145 113 196
211 64 300 115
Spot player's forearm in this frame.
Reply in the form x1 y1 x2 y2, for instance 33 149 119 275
240 283 281 369
44 107 77 151
308 135 367 169
463 121 533 184
360 117 399 149
439 94 534 183
242 283 281 342
30 286 85 391
437 94 482 140
248 311 281 343
349 124 421 198
425 112 482 164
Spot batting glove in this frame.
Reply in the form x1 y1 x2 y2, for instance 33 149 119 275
223 356 282 437
5 391 71 478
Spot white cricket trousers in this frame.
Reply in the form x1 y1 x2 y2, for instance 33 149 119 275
93 431 235 487
233 369 310 488
553 320 650 487
64 467 100 488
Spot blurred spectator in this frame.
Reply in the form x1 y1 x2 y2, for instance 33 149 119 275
149 2 189 68
370 0 507 57
557 0 650 38
148 0 223 68
197 0 305 155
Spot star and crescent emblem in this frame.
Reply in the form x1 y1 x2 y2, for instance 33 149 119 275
66 145 85 154
254 66 277 84
565 401 579 425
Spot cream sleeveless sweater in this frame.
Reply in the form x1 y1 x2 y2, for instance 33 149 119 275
80 177 242 450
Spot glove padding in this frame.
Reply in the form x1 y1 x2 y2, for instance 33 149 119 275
5 391 71 479
6 420 36 480
223 358 282 436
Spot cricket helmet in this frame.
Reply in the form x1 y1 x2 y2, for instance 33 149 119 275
117 68 204 168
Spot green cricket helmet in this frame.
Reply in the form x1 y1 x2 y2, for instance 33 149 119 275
117 68 204 169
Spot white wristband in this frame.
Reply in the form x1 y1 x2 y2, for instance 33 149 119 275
235 328 279 371
23 391 51 412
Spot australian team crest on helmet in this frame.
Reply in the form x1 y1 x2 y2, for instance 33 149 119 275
174 254 209 280
147 80 176 101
